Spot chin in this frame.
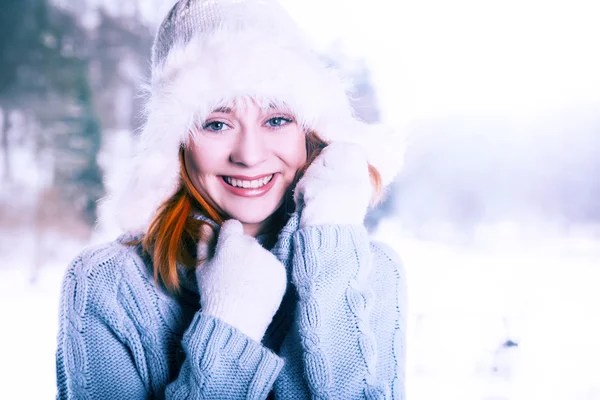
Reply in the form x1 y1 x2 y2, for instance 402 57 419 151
226 208 279 226
214 181 290 226
220 196 283 224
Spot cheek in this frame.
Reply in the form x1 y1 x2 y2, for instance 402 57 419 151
185 142 224 176
280 132 307 171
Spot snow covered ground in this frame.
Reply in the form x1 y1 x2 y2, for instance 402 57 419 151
375 220 600 400
1 223 599 399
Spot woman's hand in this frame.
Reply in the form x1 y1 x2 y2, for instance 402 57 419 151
294 142 372 227
195 220 287 342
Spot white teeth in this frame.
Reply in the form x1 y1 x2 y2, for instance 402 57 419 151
225 174 273 188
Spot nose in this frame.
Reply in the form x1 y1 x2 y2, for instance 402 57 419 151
229 124 268 168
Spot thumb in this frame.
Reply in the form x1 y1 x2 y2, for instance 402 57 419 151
215 219 244 250
293 180 305 208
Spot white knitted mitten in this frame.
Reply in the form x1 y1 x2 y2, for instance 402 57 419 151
195 220 287 342
294 142 372 227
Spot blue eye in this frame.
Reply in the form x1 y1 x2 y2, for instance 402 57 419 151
266 117 293 128
203 121 229 132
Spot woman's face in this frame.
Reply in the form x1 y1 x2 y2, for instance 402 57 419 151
184 101 307 236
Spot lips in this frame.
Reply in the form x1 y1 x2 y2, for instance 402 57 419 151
219 173 278 197
222 174 274 189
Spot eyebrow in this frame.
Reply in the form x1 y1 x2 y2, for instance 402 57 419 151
268 102 292 111
210 103 291 115
212 106 233 114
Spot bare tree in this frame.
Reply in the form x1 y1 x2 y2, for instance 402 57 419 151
1 108 11 183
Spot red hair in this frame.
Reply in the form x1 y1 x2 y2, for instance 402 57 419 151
140 131 382 293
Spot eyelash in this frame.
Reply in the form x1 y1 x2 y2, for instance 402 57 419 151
202 121 228 131
202 116 294 132
265 116 294 128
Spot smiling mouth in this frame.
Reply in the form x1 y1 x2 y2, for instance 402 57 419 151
222 174 274 189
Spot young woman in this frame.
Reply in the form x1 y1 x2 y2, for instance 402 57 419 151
55 0 406 398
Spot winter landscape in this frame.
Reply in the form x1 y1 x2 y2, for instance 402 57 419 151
1 0 599 399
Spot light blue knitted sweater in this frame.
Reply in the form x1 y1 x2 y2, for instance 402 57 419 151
55 212 407 399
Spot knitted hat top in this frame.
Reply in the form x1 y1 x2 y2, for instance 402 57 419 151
152 0 303 66
100 0 404 235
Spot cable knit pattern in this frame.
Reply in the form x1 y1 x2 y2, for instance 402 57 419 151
280 224 393 399
374 242 408 400
56 213 406 399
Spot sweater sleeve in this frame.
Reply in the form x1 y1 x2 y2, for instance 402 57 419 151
165 313 284 399
274 225 407 399
56 247 284 400
56 255 149 399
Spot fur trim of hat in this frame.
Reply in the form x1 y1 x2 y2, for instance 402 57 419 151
99 0 404 235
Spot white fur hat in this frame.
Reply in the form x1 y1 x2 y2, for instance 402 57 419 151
100 0 404 235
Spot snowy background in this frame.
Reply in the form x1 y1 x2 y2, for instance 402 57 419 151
1 0 600 399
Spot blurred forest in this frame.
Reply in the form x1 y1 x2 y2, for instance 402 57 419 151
0 0 158 277
1 0 599 277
